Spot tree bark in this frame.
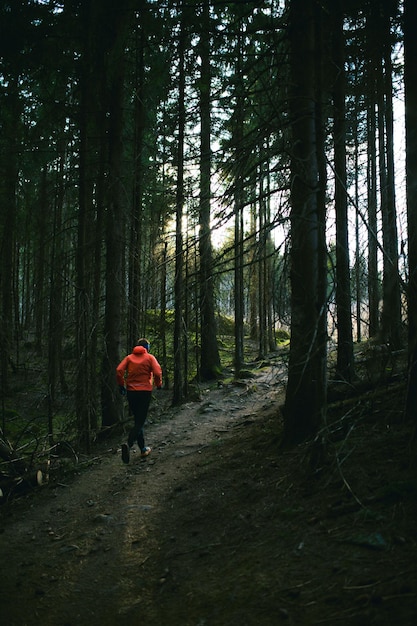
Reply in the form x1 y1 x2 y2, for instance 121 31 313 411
76 0 103 443
0 78 20 396
378 6 402 349
332 1 355 383
283 0 327 445
173 6 186 405
366 13 380 339
100 0 133 428
404 0 417 424
233 23 245 377
198 0 221 381
129 17 146 349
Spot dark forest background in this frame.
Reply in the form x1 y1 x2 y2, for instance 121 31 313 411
1 0 417 458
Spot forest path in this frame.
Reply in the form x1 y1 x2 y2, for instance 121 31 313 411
1 355 416 625
0 361 286 626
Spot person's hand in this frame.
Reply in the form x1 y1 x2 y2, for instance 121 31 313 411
119 386 127 396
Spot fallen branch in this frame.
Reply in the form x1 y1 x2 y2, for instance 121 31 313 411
0 434 49 501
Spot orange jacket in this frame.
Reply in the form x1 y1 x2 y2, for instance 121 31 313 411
116 345 162 391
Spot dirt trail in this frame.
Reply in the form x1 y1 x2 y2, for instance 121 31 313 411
1 359 416 625
0 365 286 626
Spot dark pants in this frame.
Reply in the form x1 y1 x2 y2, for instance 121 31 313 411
126 390 152 451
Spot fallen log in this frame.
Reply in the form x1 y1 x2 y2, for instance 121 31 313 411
0 435 49 501
0 468 46 501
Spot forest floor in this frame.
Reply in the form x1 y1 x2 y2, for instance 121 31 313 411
0 349 417 626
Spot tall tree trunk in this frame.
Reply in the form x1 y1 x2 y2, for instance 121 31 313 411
47 146 68 438
257 161 274 358
366 13 380 339
173 8 186 405
283 0 327 445
379 7 402 349
248 203 258 342
100 0 132 429
258 170 267 359
0 79 20 396
34 169 48 354
353 80 362 343
233 24 245 377
332 1 355 382
314 0 330 419
55 142 69 394
198 0 221 381
265 163 276 354
76 0 102 445
160 241 168 388
129 18 146 348
404 0 417 424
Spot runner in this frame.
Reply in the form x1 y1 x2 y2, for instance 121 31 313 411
116 338 163 463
